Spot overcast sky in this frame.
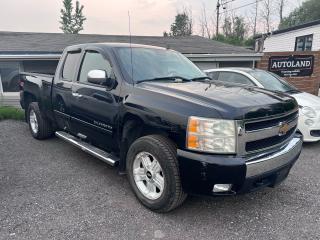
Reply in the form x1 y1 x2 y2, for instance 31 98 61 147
0 0 302 36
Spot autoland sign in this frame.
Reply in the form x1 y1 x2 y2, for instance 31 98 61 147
268 55 314 77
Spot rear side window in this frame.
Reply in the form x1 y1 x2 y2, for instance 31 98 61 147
62 52 81 80
218 72 254 86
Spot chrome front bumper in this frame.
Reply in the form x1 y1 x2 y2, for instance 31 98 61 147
246 137 303 178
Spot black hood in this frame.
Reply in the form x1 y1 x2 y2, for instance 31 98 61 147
137 81 298 120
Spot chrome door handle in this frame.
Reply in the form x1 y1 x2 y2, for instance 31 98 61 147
72 92 83 98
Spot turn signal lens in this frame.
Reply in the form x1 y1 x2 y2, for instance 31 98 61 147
188 118 199 133
186 116 236 154
187 135 199 149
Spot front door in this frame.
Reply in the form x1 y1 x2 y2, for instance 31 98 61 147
70 50 120 152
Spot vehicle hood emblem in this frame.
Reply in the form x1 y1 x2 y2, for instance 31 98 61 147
279 122 290 136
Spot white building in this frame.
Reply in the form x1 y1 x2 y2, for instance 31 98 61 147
256 20 320 53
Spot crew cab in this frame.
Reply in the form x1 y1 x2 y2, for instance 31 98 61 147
20 43 303 212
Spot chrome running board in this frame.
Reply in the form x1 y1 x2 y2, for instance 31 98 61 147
55 131 119 167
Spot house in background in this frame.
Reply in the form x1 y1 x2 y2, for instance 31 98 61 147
0 32 261 107
255 20 320 95
256 20 320 53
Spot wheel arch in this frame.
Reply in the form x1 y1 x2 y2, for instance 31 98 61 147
119 113 171 172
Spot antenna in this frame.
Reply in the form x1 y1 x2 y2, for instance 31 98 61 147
128 11 134 83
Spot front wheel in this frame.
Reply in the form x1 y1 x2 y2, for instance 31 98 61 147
126 135 187 212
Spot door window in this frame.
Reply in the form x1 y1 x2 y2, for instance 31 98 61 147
218 72 254 86
62 52 81 81
207 71 219 80
78 51 113 84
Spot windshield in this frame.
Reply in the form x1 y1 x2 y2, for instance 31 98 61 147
115 47 206 83
249 70 298 93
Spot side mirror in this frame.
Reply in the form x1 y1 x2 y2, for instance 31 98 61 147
87 70 108 85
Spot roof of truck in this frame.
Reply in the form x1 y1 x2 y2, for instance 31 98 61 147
67 42 166 50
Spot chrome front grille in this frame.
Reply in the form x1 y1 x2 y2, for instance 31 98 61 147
237 110 299 157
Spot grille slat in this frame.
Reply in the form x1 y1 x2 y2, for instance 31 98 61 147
245 128 295 152
241 110 299 155
245 111 298 132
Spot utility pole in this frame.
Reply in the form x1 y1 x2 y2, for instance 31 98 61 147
216 0 221 37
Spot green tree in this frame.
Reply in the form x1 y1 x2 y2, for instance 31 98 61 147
60 0 73 33
170 12 193 37
222 17 232 37
60 0 86 34
279 0 320 29
217 16 247 46
233 17 246 41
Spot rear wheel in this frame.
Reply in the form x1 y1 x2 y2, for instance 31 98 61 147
126 135 187 212
27 102 54 139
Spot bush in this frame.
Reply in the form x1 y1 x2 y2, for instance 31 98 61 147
0 106 25 121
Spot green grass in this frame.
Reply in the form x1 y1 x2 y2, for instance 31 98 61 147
0 106 25 121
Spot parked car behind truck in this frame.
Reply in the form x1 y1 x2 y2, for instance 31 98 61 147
205 68 320 142
20 43 303 212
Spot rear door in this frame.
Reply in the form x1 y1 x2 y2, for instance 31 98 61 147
52 49 81 132
70 49 120 152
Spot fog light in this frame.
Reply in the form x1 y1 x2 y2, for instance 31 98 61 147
305 119 315 126
213 184 232 193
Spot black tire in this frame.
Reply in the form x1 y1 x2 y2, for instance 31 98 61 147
126 135 187 213
27 102 54 140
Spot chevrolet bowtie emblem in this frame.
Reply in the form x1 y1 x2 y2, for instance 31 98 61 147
279 122 290 136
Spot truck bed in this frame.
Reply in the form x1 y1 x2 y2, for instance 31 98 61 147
20 72 55 111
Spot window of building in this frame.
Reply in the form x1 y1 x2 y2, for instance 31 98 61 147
295 35 313 51
23 60 59 75
62 52 81 80
0 61 22 92
78 51 113 84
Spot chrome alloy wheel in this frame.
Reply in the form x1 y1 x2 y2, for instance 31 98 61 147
29 110 39 134
133 152 165 200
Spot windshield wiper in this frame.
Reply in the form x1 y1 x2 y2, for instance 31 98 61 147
285 89 300 94
190 76 212 82
136 76 191 84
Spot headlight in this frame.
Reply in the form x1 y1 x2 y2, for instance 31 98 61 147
186 116 236 153
301 106 316 118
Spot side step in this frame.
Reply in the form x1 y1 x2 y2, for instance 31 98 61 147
55 131 119 167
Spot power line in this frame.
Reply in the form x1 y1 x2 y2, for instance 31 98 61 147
220 0 263 14
216 0 237 36
221 0 236 6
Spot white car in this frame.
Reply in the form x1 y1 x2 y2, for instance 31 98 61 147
205 68 320 142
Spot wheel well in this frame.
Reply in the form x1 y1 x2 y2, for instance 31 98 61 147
119 114 170 172
24 92 37 109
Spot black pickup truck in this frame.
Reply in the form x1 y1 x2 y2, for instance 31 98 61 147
20 43 303 212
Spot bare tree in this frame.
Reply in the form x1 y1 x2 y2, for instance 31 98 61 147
183 6 194 35
199 3 213 38
278 0 286 23
246 0 259 37
261 0 273 32
253 0 259 36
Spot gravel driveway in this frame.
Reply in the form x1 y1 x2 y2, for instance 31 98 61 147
0 120 319 240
